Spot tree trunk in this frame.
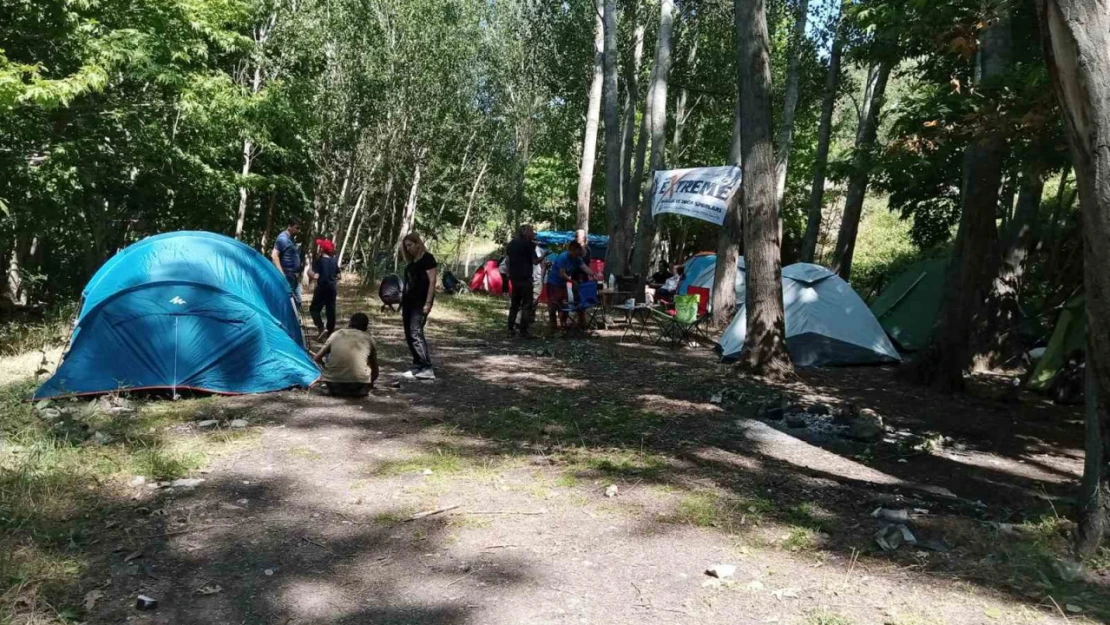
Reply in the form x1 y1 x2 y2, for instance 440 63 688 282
602 0 622 271
829 61 892 280
735 0 792 377
454 161 489 267
973 167 1045 371
6 237 25 306
394 152 426 262
260 191 276 252
330 164 354 242
1037 0 1110 557
577 0 605 232
234 137 255 240
338 188 367 267
671 31 699 165
800 14 843 263
621 15 647 208
629 0 675 282
774 0 810 207
909 13 1011 392
711 95 744 328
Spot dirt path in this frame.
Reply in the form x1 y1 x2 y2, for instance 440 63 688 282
83 292 1105 625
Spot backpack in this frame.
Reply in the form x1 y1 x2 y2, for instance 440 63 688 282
442 270 462 295
379 274 402 311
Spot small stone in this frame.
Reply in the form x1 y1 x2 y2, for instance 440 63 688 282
91 431 112 445
135 595 158 610
237 498 249 505
129 476 147 487
1066 604 1083 614
705 564 736 579
604 484 619 498
785 415 808 429
229 419 248 428
41 408 62 420
746 580 764 591
764 407 786 421
806 404 832 416
264 568 274 576
870 508 909 523
709 393 723 405
197 420 219 428
169 478 205 489
421 468 434 476
849 410 884 441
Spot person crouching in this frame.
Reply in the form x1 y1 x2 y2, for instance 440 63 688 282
314 313 379 397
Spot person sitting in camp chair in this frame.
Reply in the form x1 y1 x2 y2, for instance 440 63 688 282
313 312 379 397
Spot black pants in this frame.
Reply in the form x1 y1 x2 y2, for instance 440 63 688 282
321 382 371 397
310 285 337 333
402 306 432 369
508 279 535 333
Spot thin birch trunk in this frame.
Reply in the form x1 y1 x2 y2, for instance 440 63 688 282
576 0 605 232
774 0 810 207
800 13 844 263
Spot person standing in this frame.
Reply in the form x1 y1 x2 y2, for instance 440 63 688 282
308 238 339 341
507 224 542 337
546 241 589 333
400 233 438 380
271 218 303 306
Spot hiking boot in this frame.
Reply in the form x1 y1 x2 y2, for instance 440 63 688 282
414 368 436 380
315 329 330 341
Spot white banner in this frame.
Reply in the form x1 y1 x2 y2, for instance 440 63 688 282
650 166 742 226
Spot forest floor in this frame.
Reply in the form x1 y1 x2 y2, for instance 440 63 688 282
2 285 1109 625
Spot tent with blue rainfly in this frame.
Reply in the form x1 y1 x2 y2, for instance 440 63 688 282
678 253 717 295
717 263 901 367
688 256 746 302
34 231 320 399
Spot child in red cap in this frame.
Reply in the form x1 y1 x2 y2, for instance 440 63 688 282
308 239 339 340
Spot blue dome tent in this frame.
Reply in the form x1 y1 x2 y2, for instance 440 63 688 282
35 231 320 399
533 231 609 260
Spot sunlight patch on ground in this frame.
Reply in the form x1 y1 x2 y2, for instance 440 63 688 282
465 354 587 389
0 346 61 387
634 394 723 416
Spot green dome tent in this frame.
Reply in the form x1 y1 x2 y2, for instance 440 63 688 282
1029 295 1086 392
869 259 947 352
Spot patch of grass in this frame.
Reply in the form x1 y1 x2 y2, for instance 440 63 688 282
782 526 819 552
800 611 854 625
476 401 671 449
290 446 324 461
0 304 75 357
786 502 836 533
561 448 669 481
375 448 466 476
670 492 726 528
0 380 261 620
373 510 410 525
555 473 579 488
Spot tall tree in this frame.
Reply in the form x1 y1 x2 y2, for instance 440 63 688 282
774 0 811 207
577 0 605 232
621 13 647 208
602 0 622 263
799 9 843 263
829 60 892 280
910 9 1012 392
630 0 676 280
735 0 792 376
711 83 744 327
1036 0 1110 557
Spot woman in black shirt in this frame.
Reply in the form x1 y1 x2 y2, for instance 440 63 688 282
400 232 438 380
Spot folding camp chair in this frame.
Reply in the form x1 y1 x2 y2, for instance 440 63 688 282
561 281 602 336
651 286 711 347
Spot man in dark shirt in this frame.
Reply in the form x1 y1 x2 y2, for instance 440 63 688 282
271 218 302 305
308 238 339 340
506 224 541 337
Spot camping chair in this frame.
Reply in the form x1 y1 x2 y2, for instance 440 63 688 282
561 280 602 336
652 286 711 347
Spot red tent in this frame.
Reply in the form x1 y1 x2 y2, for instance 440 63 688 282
468 260 505 296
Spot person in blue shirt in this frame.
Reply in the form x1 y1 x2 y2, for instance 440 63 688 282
545 241 594 333
271 218 303 306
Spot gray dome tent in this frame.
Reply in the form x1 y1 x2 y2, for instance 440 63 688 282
718 263 901 367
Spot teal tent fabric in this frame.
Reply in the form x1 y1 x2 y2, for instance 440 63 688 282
35 232 319 399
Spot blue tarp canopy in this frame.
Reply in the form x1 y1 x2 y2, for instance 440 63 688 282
35 231 320 399
679 253 717 295
534 231 609 258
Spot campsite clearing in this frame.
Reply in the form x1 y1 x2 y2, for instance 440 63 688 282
2 289 1107 624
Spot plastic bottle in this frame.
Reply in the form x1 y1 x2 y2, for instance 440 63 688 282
608 274 616 291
